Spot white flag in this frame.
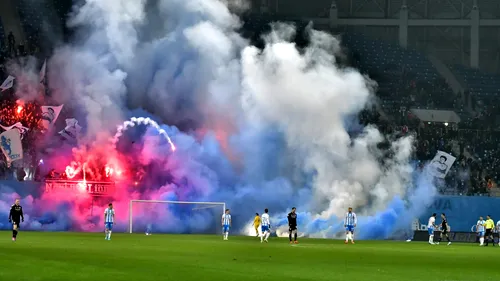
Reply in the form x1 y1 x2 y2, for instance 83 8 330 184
39 59 47 84
0 75 15 91
41 105 63 129
0 129 23 164
59 118 82 141
430 150 456 179
0 122 29 138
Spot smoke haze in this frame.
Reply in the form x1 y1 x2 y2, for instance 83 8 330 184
0 0 436 238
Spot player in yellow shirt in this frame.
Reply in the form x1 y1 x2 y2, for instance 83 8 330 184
252 213 261 237
484 215 495 246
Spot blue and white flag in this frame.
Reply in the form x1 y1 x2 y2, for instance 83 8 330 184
0 129 23 164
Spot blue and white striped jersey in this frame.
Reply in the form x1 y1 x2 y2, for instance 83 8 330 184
344 212 357 226
477 220 485 232
104 208 115 223
261 213 270 226
222 214 231 226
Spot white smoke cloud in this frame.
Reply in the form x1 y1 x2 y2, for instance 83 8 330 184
240 25 416 219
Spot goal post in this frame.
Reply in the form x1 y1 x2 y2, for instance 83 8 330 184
128 200 226 234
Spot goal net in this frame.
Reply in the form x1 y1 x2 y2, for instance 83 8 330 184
128 200 226 234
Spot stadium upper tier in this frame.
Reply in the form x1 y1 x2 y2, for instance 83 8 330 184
342 33 459 119
450 64 500 99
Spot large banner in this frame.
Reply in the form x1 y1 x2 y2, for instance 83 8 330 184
430 150 456 178
44 180 115 196
41 105 63 129
0 129 23 164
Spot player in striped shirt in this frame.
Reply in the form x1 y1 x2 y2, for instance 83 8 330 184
344 207 357 244
427 213 437 244
221 209 231 240
104 203 115 240
477 216 486 246
260 208 270 243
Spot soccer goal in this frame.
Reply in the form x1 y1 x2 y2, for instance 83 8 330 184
128 200 226 234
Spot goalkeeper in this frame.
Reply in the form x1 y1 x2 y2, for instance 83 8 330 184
287 207 298 244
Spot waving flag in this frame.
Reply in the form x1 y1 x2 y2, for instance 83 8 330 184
0 129 23 164
0 122 29 139
0 75 15 92
59 118 82 142
41 105 63 129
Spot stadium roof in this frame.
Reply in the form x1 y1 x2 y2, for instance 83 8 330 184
410 108 461 123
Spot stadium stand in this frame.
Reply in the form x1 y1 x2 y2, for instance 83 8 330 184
342 33 461 118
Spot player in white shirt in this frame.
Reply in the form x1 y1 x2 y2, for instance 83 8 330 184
260 208 271 243
104 203 115 240
427 213 437 244
221 209 231 240
476 216 486 246
344 207 357 244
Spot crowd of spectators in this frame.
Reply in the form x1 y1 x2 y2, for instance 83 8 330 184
354 51 500 196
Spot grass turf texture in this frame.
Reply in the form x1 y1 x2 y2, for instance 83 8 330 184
0 232 498 281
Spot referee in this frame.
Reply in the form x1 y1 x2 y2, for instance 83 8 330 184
484 215 495 246
8 199 24 241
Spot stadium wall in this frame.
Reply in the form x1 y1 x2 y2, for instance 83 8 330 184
417 196 500 232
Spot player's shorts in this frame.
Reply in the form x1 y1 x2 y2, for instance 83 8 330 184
261 225 269 232
105 222 114 230
289 225 297 232
12 220 20 228
427 227 434 235
441 228 448 234
478 231 485 237
346 225 355 233
485 229 493 236
222 225 230 232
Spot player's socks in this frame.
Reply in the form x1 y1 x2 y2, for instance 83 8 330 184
265 232 270 241
294 233 297 242
108 231 112 240
345 234 349 242
13 230 17 238
479 237 484 245
289 233 292 242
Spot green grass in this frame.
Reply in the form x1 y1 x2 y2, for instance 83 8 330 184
0 232 498 281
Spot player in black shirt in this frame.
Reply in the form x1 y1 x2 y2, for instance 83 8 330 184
437 213 451 245
8 199 24 241
287 207 298 244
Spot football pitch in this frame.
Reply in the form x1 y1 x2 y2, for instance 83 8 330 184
0 232 498 281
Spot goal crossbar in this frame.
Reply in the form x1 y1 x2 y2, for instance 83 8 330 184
128 200 226 234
